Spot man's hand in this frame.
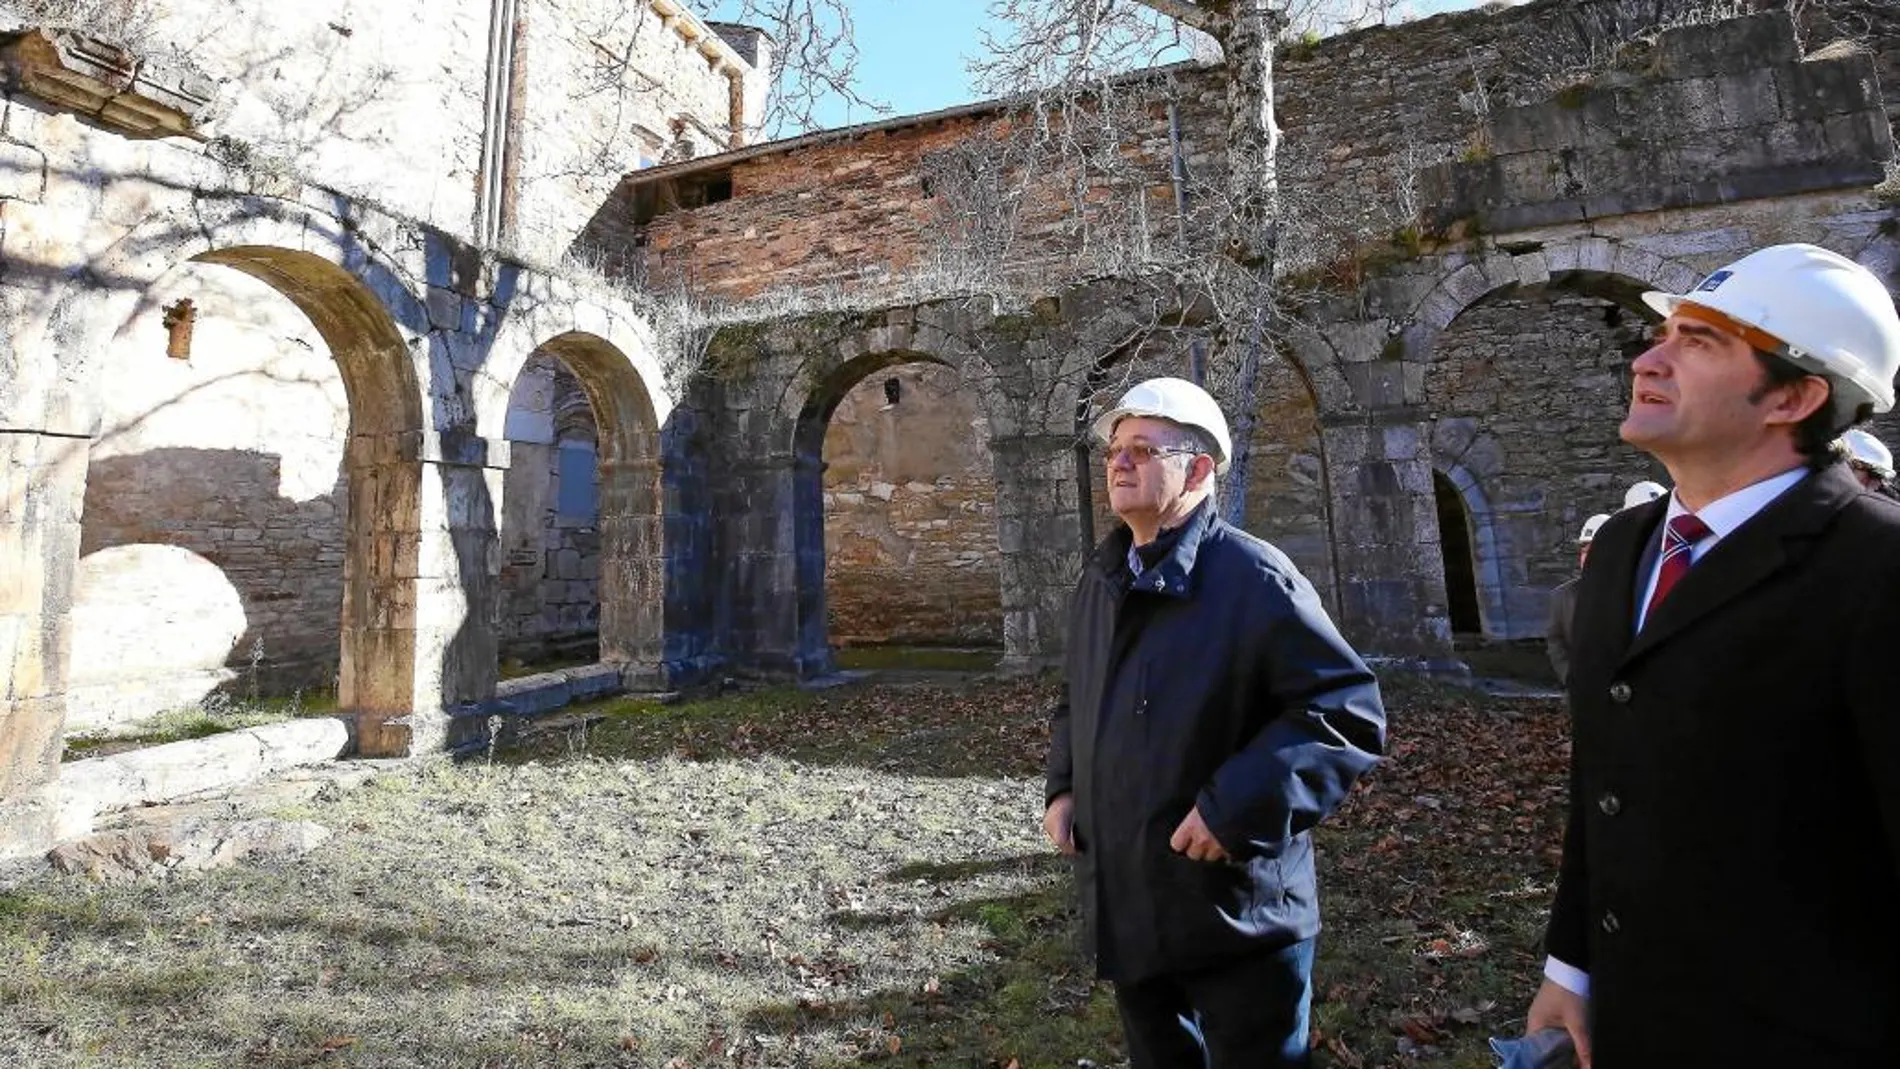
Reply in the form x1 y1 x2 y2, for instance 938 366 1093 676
1169 806 1229 862
1042 793 1076 855
1525 979 1593 1069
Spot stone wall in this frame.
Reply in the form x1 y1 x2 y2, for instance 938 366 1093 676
821 362 1001 648
511 0 769 264
499 353 603 662
0 0 762 265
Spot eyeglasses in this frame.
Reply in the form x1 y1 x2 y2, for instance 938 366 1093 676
1104 443 1202 466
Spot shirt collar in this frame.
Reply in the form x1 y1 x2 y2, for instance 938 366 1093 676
1664 465 1808 540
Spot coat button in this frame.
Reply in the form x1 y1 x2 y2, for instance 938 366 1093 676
1601 910 1620 934
1598 792 1621 816
1152 577 1165 590
1608 682 1632 704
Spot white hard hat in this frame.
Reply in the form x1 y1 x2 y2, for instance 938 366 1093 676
1839 427 1895 479
1092 377 1233 475
1622 481 1667 509
1578 513 1611 544
1641 243 1900 427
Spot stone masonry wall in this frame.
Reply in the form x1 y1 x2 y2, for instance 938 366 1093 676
512 0 768 265
0 0 760 264
821 362 1001 648
68 263 350 732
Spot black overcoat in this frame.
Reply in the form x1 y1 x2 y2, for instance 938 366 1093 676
1548 462 1900 1066
1045 501 1386 983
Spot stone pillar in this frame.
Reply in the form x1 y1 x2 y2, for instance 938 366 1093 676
713 451 811 678
344 432 505 757
0 428 88 855
597 458 664 686
1319 417 1458 666
990 433 1085 671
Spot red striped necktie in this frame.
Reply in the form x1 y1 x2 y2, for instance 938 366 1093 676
1644 512 1712 622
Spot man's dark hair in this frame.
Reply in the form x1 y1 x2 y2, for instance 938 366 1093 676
1749 351 1841 470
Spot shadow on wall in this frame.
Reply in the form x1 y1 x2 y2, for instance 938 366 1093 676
74 447 349 729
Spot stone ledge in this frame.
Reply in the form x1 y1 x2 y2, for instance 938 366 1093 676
49 717 351 843
0 28 213 139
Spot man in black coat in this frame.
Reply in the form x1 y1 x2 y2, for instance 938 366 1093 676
1523 244 1900 1067
1043 377 1386 1069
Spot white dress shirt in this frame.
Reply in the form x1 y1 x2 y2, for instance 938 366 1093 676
1546 465 1807 998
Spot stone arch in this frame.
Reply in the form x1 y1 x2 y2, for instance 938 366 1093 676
1430 457 1517 641
1399 237 1702 366
517 331 665 679
92 236 433 754
789 349 969 676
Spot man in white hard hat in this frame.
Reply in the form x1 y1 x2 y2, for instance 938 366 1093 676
1837 427 1895 494
1524 244 1900 1067
1544 513 1609 686
1620 481 1667 510
1043 376 1385 1068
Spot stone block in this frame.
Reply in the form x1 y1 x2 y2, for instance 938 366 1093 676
1655 12 1799 80
0 139 45 203
1776 57 1880 123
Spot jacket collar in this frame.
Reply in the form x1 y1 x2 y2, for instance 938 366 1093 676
1090 497 1220 599
1617 461 1861 666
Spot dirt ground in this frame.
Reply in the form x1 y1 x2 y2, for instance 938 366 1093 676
1 673 1568 1069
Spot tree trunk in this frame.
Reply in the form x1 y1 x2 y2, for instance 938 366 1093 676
1211 0 1281 526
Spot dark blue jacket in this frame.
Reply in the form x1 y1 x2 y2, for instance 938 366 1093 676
1045 500 1386 982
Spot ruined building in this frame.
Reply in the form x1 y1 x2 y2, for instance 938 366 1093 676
3 0 1897 856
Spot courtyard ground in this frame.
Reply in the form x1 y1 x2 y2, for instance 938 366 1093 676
1 672 1568 1069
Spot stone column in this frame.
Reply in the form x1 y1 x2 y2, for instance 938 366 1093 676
710 451 812 678
0 428 88 856
990 433 1085 671
1319 417 1458 666
344 431 505 757
597 457 664 686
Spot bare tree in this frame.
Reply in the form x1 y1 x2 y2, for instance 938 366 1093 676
702 0 891 138
968 0 1300 524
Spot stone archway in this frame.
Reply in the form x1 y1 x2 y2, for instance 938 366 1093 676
790 350 970 677
516 331 665 682
83 245 432 754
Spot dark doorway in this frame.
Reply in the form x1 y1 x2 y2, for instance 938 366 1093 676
1433 471 1483 635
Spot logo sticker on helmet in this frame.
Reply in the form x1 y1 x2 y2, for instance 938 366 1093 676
1695 270 1732 293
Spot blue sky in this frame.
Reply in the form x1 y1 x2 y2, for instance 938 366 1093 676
711 0 1497 132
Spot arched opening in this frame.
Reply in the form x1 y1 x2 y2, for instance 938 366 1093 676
1433 470 1484 637
73 247 423 743
1423 274 1660 648
500 332 664 681
791 352 1001 676
499 353 604 675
